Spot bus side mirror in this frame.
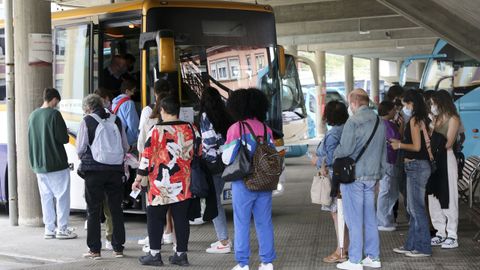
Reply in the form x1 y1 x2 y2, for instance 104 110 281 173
278 45 286 78
139 30 177 73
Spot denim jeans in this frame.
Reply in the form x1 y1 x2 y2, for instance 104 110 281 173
212 174 228 241
36 168 71 234
232 180 276 267
404 160 432 255
377 164 399 227
340 181 379 263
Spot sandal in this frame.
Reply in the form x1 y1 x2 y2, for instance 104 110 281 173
323 251 347 263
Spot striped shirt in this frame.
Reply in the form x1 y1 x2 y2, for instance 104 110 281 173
200 112 225 164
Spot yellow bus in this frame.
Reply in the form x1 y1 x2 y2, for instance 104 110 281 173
0 0 296 212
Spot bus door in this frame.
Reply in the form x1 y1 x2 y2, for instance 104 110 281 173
281 54 308 153
53 21 95 210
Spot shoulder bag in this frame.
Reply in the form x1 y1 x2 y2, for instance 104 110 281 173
422 123 437 174
332 116 380 184
221 122 252 182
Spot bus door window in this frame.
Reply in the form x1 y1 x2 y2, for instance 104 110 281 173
54 24 91 136
99 20 141 102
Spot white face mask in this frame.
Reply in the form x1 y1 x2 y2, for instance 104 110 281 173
402 107 412 118
431 105 439 116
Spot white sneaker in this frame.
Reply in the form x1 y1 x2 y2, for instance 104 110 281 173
231 264 249 270
104 240 113 251
361 257 381 268
206 241 231 254
431 235 445 246
189 217 205 226
259 263 273 270
56 228 78 240
138 236 149 245
337 260 363 270
142 244 150 253
163 233 174 244
377 226 396 232
441 238 458 249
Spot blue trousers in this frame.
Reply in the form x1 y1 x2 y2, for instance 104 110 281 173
212 174 229 241
232 180 276 267
377 164 399 227
404 160 432 254
340 181 380 263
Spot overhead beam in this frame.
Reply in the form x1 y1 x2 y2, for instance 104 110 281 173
278 28 436 46
353 50 432 59
327 45 434 57
377 0 480 61
297 38 437 52
277 16 419 36
274 0 396 24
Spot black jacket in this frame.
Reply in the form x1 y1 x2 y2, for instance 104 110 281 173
427 131 449 209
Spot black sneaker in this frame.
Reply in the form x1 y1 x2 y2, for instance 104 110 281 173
139 253 164 266
169 252 189 266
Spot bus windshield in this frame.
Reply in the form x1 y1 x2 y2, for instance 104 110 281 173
148 45 282 133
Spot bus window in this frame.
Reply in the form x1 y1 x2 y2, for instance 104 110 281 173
423 60 454 91
54 24 91 136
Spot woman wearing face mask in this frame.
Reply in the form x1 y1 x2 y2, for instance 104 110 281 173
428 90 460 249
390 90 433 258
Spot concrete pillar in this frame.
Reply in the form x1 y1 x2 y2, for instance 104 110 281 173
396 60 403 79
315 50 327 137
14 0 52 226
417 62 426 82
344 55 354 95
370 58 380 104
284 45 298 57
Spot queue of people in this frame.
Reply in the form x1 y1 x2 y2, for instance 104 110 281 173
27 74 463 270
311 86 462 270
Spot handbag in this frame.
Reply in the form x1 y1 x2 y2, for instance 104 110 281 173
222 123 252 182
332 116 380 184
311 158 332 205
422 123 437 174
205 156 225 175
188 123 210 198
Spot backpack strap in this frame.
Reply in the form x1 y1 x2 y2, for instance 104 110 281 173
243 121 265 144
113 96 131 114
89 113 104 124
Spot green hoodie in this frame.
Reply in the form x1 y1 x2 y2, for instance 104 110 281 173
28 107 69 173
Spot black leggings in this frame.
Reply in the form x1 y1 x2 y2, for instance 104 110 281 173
147 199 191 252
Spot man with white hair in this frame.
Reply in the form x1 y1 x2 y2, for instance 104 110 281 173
334 89 387 270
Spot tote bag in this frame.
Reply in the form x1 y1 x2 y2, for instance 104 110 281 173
311 158 332 205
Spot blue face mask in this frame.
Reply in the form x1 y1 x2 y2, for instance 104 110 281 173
402 107 412 118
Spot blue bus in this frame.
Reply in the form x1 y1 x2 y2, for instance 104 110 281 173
401 39 480 158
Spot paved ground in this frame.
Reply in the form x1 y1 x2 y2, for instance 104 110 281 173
0 156 479 270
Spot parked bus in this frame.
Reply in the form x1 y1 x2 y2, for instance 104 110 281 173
0 0 294 212
401 39 480 158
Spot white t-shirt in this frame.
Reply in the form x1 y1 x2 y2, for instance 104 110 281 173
139 105 153 133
